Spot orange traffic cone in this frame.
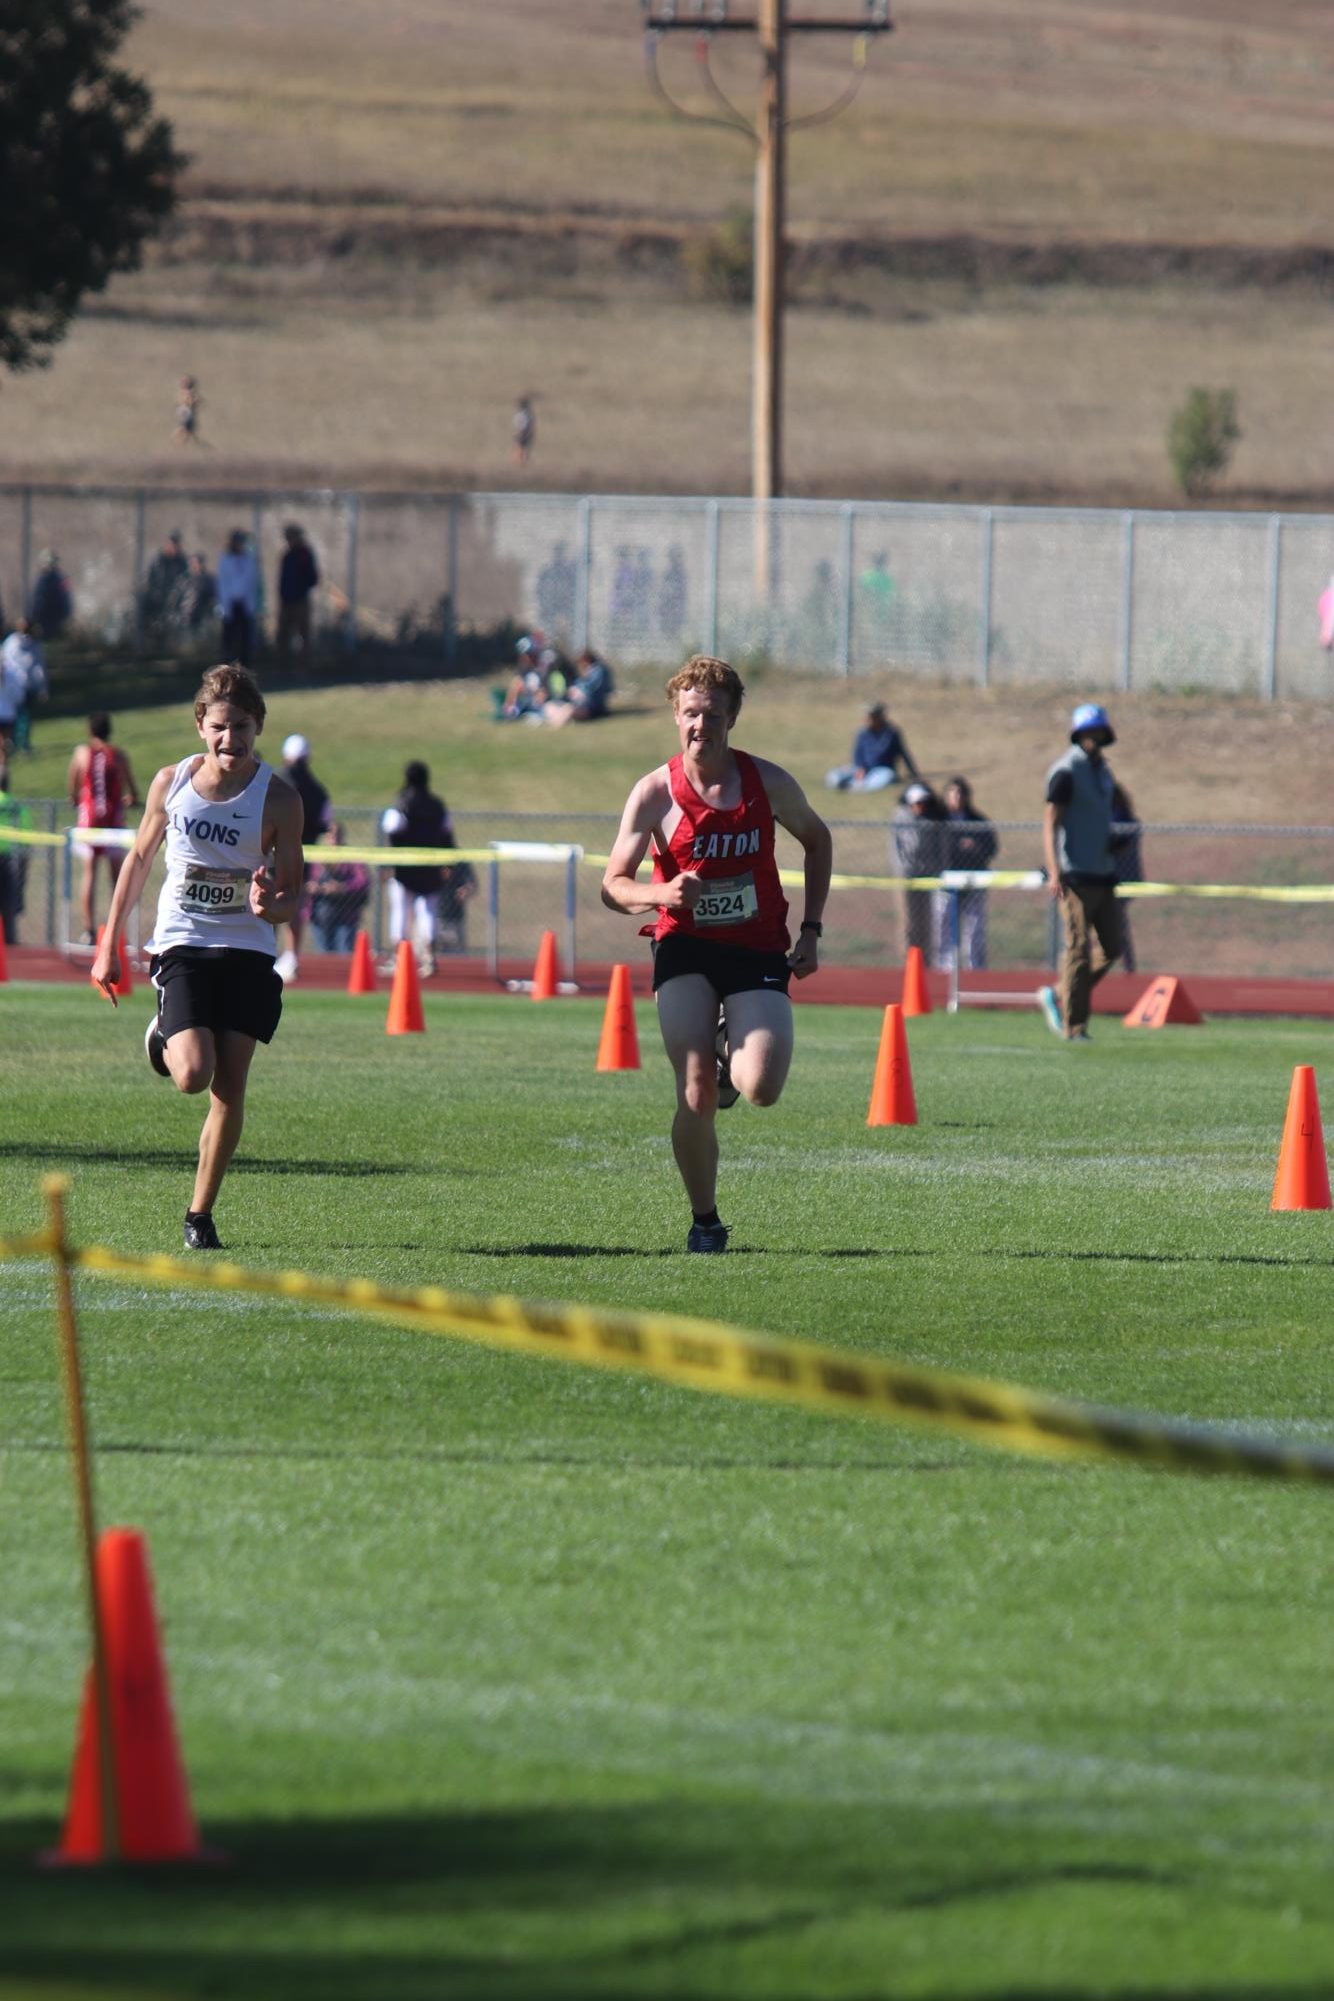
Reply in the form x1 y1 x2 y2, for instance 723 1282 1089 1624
44 1528 210 1865
1123 975 1204 1028
96 925 133 998
347 929 376 995
868 1003 917 1127
901 944 931 1017
596 964 640 1072
531 929 558 1001
1271 1065 1331 1212
385 939 425 1035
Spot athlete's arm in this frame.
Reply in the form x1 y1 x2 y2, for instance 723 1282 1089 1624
601 771 701 916
90 764 174 1005
119 748 141 809
1042 801 1063 901
759 760 833 981
250 776 305 926
66 746 85 807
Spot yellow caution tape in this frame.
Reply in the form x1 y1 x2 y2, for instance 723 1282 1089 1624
13 821 1334 902
4 1229 1332 1486
0 827 64 849
1119 880 1334 904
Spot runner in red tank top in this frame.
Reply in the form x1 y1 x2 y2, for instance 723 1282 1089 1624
67 712 140 947
603 655 832 1255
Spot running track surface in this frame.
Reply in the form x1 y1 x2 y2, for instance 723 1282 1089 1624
9 948 1333 1019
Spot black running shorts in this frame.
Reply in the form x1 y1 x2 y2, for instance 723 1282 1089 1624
150 947 284 1045
651 932 791 999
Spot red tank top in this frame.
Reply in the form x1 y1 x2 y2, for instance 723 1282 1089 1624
652 750 789 951
77 746 125 830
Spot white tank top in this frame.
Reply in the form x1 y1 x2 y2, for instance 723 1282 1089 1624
150 755 277 957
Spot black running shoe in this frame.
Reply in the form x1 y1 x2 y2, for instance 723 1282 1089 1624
715 1014 740 1110
183 1211 221 1251
686 1220 730 1254
144 1017 170 1078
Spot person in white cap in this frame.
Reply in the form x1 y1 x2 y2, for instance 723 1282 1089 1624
1038 703 1124 1042
891 781 945 963
274 732 330 982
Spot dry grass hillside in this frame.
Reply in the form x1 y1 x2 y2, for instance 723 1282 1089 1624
0 1 1331 504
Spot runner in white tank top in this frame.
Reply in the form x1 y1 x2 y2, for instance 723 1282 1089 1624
91 666 305 1252
151 753 278 957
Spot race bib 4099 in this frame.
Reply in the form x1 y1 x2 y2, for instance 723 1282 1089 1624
178 864 249 914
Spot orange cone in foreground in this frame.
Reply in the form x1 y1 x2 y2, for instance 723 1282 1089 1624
1123 975 1204 1028
95 925 133 998
531 929 558 1001
596 964 640 1072
347 929 377 995
46 1528 208 1865
901 944 931 1017
385 939 425 1035
868 1003 917 1127
1271 1065 1331 1212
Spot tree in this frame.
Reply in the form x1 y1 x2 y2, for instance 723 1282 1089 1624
1167 387 1242 500
0 0 184 373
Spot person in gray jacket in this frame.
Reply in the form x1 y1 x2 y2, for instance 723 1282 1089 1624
1038 703 1123 1041
892 781 946 964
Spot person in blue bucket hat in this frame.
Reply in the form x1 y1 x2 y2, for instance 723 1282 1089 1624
1037 703 1125 1042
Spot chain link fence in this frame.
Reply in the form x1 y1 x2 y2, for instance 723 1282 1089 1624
2 486 1332 695
9 809 1334 984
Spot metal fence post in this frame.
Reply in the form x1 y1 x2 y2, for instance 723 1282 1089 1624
576 495 593 655
564 847 578 981
445 495 459 666
132 491 147 653
20 488 32 614
704 499 720 655
1263 515 1281 702
487 858 500 979
44 801 58 947
838 503 854 676
978 508 994 687
1119 511 1135 692
345 494 360 653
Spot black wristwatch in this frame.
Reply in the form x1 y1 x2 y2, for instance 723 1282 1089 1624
800 920 823 937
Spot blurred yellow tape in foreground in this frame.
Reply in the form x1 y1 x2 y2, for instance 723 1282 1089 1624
6 1220 1332 1487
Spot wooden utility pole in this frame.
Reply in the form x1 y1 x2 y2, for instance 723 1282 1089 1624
754 0 785 528
642 3 892 597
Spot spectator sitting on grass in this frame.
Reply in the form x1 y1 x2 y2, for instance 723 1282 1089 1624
501 634 568 721
545 649 614 728
825 702 920 792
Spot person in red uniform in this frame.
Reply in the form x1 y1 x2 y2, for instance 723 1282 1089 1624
602 654 832 1253
68 712 140 946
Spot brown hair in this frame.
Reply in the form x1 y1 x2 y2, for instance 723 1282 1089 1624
665 654 745 720
194 664 266 728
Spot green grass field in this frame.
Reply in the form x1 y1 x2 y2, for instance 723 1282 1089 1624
4 984 1334 1998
